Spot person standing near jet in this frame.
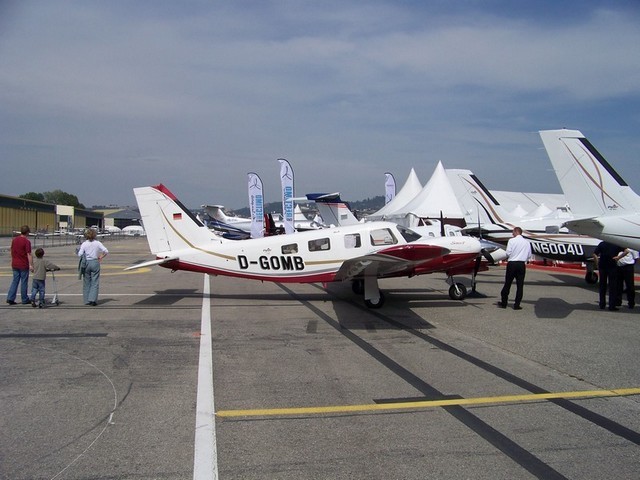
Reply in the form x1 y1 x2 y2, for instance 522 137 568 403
614 247 637 309
593 240 622 311
499 227 532 310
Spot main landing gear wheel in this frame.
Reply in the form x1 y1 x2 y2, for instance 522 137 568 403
352 279 364 295
448 283 467 300
364 292 385 309
585 271 598 284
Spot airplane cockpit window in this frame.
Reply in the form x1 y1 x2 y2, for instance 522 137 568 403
308 237 330 252
344 233 361 248
281 243 298 254
396 225 422 243
370 228 398 246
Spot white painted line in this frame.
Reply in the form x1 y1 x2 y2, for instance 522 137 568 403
0 293 208 297
193 275 218 480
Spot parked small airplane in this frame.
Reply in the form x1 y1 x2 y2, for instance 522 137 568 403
540 129 640 251
202 205 250 225
202 204 320 237
307 191 507 295
128 184 488 307
446 169 602 283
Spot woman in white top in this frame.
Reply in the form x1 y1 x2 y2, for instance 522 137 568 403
77 229 109 306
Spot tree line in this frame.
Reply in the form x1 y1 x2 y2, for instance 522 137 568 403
19 190 85 209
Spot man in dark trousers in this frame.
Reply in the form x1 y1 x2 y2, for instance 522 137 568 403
593 240 622 311
499 227 532 310
614 247 638 309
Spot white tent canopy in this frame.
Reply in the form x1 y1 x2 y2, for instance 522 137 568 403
369 168 422 219
527 203 553 219
510 205 528 218
385 161 465 222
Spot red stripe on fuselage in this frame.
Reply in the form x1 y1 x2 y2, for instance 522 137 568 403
378 244 447 262
159 260 338 283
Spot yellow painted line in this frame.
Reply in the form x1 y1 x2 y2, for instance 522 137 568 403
216 387 640 418
0 266 151 277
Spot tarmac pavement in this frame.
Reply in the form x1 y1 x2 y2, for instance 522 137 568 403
1 238 639 479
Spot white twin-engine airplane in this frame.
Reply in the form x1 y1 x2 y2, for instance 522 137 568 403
540 129 640 251
447 169 602 284
127 184 486 308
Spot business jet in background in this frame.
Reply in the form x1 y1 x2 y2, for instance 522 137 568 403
540 129 640 251
446 168 602 283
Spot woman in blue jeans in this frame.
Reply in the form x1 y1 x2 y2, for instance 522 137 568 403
77 229 108 306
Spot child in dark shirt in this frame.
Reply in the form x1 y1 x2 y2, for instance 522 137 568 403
30 248 60 308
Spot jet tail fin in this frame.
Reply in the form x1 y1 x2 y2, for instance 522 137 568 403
202 205 231 223
305 193 361 226
133 184 224 255
446 169 513 225
540 129 640 217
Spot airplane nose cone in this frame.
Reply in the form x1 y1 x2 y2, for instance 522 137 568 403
479 239 507 263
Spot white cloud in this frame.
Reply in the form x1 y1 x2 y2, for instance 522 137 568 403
0 2 639 208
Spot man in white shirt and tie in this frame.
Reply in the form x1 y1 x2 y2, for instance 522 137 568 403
499 227 532 310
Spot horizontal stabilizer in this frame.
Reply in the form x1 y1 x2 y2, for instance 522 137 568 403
124 256 179 271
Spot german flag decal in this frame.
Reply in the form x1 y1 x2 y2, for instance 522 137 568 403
173 213 182 220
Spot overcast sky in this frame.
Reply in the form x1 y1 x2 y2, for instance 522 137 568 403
1 0 639 209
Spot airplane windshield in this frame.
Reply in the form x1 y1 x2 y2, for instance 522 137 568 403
396 225 422 243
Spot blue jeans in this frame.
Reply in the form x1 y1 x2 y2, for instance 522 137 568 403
30 279 46 305
7 268 30 303
83 259 101 304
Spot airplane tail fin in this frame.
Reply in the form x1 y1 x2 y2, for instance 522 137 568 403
134 184 223 255
446 169 513 225
306 193 361 226
540 129 640 217
202 205 231 223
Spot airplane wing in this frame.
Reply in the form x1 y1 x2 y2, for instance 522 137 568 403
334 244 450 281
562 217 604 232
124 256 180 271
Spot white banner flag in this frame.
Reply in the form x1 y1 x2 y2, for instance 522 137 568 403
384 172 396 204
247 172 264 238
278 158 295 234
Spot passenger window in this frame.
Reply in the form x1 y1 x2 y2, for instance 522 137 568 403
370 228 397 246
308 238 331 252
344 233 361 248
281 243 298 254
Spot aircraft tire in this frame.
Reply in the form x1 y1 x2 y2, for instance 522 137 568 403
352 279 364 295
585 271 598 284
449 283 467 301
364 292 385 309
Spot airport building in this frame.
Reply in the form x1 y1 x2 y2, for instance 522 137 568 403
0 193 103 236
